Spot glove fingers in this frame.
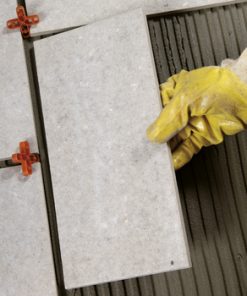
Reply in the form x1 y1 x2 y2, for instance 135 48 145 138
147 95 189 143
171 114 242 169
160 71 187 106
189 115 244 145
169 125 192 151
172 133 204 170
160 79 176 106
169 135 181 151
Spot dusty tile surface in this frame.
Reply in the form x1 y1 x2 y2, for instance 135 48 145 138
26 0 234 35
166 0 235 10
35 9 190 289
26 0 168 34
0 12 38 158
0 166 58 296
0 3 57 296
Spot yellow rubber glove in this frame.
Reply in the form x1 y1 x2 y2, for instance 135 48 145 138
147 66 247 170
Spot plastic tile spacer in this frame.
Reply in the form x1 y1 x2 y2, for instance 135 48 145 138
6 5 39 38
12 141 40 176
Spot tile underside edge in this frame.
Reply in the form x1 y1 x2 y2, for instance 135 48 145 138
142 10 192 268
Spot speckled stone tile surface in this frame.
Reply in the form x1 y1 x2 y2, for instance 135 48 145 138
0 166 58 296
34 9 190 289
0 6 38 158
0 3 57 296
26 0 167 35
25 0 234 35
166 0 235 10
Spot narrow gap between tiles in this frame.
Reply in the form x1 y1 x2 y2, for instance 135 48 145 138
0 159 20 169
16 0 66 292
17 0 81 40
16 1 96 295
30 25 82 42
22 37 67 296
23 38 69 296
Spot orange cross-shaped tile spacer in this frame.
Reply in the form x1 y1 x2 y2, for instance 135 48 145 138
7 5 39 38
12 141 40 176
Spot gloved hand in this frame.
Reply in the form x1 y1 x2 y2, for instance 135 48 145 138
147 66 247 170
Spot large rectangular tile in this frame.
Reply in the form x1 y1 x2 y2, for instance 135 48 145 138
0 3 57 296
26 0 234 35
34 9 190 289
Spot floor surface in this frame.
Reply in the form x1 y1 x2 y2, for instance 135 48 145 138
66 2 247 295
16 1 247 295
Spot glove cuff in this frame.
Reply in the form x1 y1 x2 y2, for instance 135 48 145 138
221 48 247 85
